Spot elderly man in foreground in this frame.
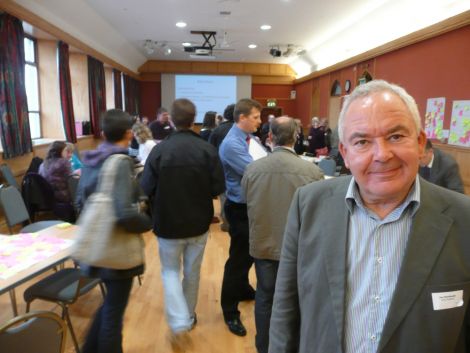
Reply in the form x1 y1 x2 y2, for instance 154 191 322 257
269 80 470 353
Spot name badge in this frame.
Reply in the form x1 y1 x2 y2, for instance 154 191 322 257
431 290 464 310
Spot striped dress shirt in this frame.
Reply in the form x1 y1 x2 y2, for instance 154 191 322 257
343 177 421 353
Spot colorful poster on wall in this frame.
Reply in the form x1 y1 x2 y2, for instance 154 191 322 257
449 100 470 147
424 97 446 140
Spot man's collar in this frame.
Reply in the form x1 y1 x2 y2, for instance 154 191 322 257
427 152 434 168
273 146 297 154
345 176 421 217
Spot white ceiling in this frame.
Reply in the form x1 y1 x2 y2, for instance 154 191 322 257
15 0 470 77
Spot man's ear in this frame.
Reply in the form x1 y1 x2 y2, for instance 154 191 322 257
339 142 349 169
417 130 427 159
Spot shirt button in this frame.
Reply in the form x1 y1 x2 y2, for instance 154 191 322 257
374 295 380 303
370 334 376 341
376 257 383 264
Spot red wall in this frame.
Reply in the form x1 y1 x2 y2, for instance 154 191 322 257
294 24 470 132
374 25 470 130
294 80 313 125
139 81 161 121
252 84 295 117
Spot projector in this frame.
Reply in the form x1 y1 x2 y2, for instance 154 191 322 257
270 48 281 57
195 48 211 55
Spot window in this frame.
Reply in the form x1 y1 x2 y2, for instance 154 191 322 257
24 36 41 139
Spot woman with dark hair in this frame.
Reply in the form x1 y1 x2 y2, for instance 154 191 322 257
200 111 217 141
39 140 72 203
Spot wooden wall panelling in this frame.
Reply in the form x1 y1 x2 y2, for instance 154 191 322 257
37 40 64 139
70 53 90 122
251 76 294 85
217 62 244 74
191 62 219 73
104 67 115 110
243 63 270 75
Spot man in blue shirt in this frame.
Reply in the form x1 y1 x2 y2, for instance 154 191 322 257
219 98 262 336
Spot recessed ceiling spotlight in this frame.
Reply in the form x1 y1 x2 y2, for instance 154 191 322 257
182 42 192 47
248 44 257 49
260 24 272 31
176 22 187 28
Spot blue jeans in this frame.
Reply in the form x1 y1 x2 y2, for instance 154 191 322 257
82 278 133 353
254 259 279 353
158 232 208 332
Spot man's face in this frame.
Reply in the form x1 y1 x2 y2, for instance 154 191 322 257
238 107 261 133
158 112 169 123
339 91 426 206
419 148 433 167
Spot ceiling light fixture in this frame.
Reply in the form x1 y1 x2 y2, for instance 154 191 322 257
248 44 257 49
260 24 272 30
164 47 172 56
143 39 155 55
182 42 192 47
176 22 187 28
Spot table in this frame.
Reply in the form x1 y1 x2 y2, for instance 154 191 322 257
0 224 77 315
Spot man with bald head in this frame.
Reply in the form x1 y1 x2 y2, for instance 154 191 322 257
242 116 323 353
269 80 470 353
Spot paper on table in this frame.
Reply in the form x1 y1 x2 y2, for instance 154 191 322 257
248 139 268 161
0 233 73 280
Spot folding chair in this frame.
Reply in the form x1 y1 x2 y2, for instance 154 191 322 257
24 268 105 353
0 163 20 190
318 158 337 177
0 310 67 353
0 185 63 234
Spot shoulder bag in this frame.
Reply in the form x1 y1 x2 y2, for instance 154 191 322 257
72 154 145 269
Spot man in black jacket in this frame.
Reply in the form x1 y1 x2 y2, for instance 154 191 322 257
209 103 235 150
140 98 225 333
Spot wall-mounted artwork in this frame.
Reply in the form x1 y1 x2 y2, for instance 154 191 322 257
424 97 446 140
449 100 470 147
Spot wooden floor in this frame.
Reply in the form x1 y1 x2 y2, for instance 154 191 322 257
0 200 258 352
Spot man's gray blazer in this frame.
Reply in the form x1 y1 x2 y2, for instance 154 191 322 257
269 176 470 353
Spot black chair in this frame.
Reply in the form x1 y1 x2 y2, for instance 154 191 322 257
67 175 80 206
0 163 20 190
25 156 44 174
0 311 67 353
24 268 105 353
22 172 76 223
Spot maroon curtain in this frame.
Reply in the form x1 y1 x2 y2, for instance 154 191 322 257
123 74 140 116
87 56 106 137
58 41 76 143
0 13 32 159
113 69 122 110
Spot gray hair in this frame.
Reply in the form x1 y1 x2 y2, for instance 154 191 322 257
271 116 297 146
338 80 422 142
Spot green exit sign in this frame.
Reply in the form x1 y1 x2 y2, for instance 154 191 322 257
267 98 277 107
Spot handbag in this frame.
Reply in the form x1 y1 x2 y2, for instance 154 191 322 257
72 154 145 269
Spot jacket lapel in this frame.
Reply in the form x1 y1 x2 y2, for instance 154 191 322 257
323 181 350 350
378 180 453 351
